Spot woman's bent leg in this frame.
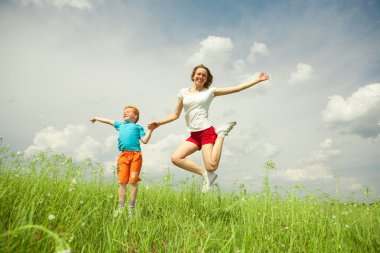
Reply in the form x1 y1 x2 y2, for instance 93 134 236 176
171 141 204 175
201 136 225 172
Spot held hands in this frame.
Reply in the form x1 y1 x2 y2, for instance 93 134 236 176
148 122 159 130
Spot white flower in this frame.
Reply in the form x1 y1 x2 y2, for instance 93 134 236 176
48 214 56 220
72 179 77 185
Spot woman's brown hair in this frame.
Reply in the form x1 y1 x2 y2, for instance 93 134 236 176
191 64 213 88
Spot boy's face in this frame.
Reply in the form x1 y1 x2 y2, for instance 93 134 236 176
123 108 137 122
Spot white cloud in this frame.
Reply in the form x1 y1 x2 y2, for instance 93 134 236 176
224 124 279 159
278 163 334 182
141 134 185 173
247 42 269 62
322 83 380 138
187 36 234 66
24 125 87 155
274 138 340 182
309 138 341 162
289 63 314 85
22 0 95 9
24 124 113 161
75 136 102 161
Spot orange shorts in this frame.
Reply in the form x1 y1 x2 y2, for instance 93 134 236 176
117 151 142 184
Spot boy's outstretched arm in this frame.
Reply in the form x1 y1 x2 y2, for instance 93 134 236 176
140 128 154 144
90 117 115 126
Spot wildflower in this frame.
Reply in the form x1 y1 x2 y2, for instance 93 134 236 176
284 226 289 230
68 188 74 192
80 200 84 205
72 179 77 185
108 194 113 199
48 214 56 220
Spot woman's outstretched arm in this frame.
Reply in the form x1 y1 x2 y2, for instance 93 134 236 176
214 72 269 96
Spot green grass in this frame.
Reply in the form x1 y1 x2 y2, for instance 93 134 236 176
0 146 379 252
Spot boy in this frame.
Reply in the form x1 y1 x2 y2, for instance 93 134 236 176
90 105 155 213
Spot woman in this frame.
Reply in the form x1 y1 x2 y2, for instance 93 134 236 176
149 64 269 193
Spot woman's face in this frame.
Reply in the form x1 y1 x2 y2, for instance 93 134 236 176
193 67 208 87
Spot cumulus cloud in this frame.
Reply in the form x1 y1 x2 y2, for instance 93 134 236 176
247 42 269 62
322 83 380 138
278 163 334 182
274 138 340 182
289 63 314 85
224 123 279 159
23 124 186 178
24 124 115 161
274 138 362 193
21 0 95 9
187 36 234 66
141 134 185 172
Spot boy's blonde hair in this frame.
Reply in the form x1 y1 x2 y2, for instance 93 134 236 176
124 105 140 123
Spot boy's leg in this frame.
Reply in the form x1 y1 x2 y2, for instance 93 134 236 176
117 152 131 207
118 184 127 207
129 183 138 208
129 152 143 208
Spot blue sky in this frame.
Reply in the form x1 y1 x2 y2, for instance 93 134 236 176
1 0 379 200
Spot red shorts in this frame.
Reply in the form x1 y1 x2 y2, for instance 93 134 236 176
186 126 217 150
117 151 142 184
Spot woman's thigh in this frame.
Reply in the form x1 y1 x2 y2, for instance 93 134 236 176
172 141 199 159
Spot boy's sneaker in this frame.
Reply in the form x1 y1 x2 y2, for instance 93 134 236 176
202 171 218 193
128 206 135 218
113 207 124 217
216 121 237 137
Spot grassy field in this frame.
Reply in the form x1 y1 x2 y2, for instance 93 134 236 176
0 146 379 252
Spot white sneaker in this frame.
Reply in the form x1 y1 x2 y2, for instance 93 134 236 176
202 171 218 193
216 121 237 137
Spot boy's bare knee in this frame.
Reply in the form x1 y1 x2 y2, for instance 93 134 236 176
131 172 138 179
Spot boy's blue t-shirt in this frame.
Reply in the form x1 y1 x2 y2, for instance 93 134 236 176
114 121 146 151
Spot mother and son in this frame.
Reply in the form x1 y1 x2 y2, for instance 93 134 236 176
91 64 269 211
